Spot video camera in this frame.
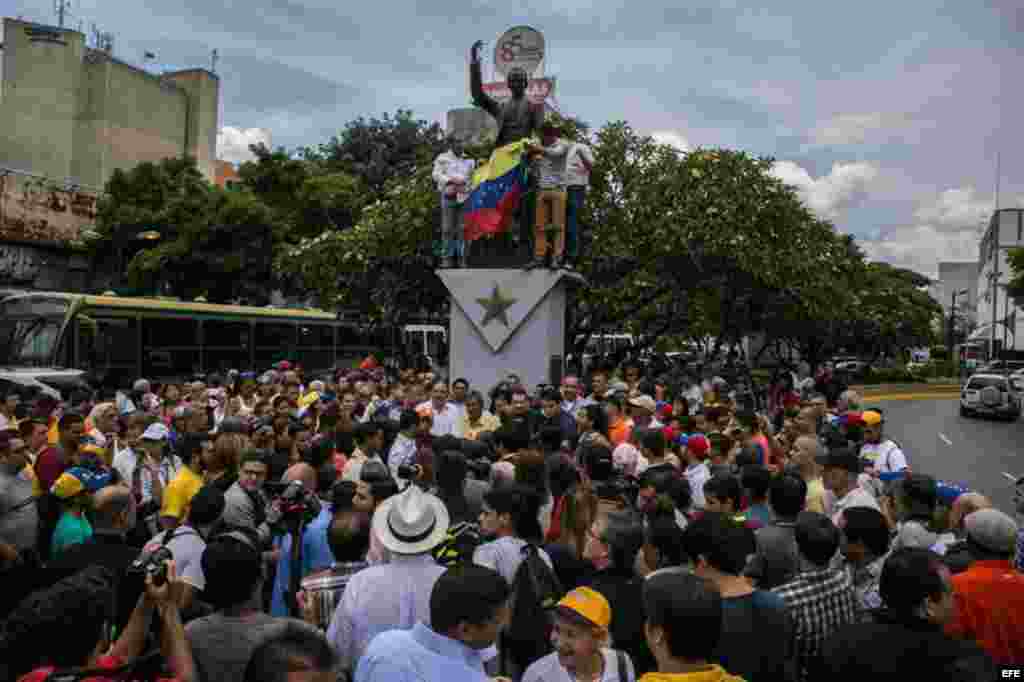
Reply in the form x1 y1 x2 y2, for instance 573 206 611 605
264 480 322 528
129 546 173 586
396 463 423 480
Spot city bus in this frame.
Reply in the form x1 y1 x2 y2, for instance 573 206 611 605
0 291 393 387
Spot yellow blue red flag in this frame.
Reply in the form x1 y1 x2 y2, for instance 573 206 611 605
463 140 531 242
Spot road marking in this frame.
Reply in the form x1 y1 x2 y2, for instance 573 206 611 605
939 433 952 446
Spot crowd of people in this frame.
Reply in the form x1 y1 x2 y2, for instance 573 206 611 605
0 358 1022 681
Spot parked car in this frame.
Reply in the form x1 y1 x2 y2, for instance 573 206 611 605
960 373 1022 420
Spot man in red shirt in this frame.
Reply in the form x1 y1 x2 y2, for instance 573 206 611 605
946 508 1024 665
33 412 86 559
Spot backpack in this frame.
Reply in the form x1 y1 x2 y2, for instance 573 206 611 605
431 521 482 567
501 544 565 674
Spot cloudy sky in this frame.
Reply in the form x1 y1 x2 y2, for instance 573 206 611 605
11 0 1023 278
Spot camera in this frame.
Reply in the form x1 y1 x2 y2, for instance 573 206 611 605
264 480 322 527
129 545 173 586
465 458 492 480
396 463 423 480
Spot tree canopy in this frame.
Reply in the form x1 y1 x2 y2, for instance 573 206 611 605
92 108 942 370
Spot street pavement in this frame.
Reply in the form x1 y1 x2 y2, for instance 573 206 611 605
870 394 1023 516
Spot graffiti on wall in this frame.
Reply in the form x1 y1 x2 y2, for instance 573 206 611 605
0 173 98 244
0 244 41 282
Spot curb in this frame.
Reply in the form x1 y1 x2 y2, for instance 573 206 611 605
866 392 961 402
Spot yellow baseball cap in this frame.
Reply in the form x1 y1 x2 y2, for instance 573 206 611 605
861 410 883 426
555 587 611 630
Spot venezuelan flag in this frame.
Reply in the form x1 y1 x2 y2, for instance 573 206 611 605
463 139 531 242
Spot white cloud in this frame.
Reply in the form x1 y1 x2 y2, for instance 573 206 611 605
809 112 918 147
856 185 1001 278
771 160 879 220
650 130 691 152
913 186 993 231
217 127 272 164
858 225 979 279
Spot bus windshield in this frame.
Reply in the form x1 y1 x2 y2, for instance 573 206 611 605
0 297 71 367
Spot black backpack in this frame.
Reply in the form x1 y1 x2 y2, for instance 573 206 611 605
501 544 565 674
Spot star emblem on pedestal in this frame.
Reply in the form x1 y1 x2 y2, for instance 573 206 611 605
476 282 517 328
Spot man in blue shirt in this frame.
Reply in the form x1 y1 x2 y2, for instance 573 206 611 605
355 565 510 682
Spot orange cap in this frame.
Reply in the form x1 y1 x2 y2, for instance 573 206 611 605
555 587 611 629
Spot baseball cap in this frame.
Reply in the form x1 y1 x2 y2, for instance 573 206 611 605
964 509 1018 555
554 586 611 630
861 410 883 426
687 434 711 458
815 446 862 473
141 422 169 441
132 379 151 393
51 466 114 499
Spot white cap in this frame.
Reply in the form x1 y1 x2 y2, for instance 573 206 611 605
141 422 169 441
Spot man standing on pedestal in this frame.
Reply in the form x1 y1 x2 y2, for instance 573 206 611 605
563 138 594 268
432 143 476 269
528 121 570 269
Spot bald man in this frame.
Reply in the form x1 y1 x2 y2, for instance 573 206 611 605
270 464 334 617
45 484 145 629
942 493 995 575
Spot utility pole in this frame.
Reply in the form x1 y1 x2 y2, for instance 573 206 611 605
992 224 1000 362
211 49 219 73
55 0 72 28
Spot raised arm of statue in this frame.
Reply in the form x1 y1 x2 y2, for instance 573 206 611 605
470 41 501 120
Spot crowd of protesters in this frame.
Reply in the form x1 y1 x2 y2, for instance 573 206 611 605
0 357 1022 681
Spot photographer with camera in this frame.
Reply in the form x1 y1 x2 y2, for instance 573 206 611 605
3 561 195 682
140 485 226 617
222 449 277 544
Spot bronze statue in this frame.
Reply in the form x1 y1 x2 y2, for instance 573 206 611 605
470 40 544 149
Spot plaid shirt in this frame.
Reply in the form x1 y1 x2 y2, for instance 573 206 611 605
773 567 858 681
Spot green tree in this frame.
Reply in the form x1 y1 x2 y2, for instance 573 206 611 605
93 156 281 303
1007 247 1024 309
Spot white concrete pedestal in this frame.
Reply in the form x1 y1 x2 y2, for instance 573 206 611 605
438 268 570 391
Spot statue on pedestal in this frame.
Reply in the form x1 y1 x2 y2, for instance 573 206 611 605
469 40 544 149
469 40 544 269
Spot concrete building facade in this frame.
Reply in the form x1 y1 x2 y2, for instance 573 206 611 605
0 17 219 294
0 18 220 189
972 208 1024 356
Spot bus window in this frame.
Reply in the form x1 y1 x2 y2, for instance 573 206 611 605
204 320 252 373
76 315 138 375
297 324 334 371
255 322 296 368
142 317 199 378
0 297 70 367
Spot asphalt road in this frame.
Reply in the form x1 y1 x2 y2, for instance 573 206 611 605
872 395 1023 515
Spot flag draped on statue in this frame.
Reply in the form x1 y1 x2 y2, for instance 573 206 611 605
463 139 531 242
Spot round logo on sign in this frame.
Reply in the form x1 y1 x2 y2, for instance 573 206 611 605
493 26 545 79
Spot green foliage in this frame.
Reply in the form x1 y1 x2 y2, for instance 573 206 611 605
94 157 279 303
1008 247 1024 309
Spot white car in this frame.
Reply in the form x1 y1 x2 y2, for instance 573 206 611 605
960 373 1022 420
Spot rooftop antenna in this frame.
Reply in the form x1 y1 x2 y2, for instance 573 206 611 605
211 48 219 73
55 0 72 28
